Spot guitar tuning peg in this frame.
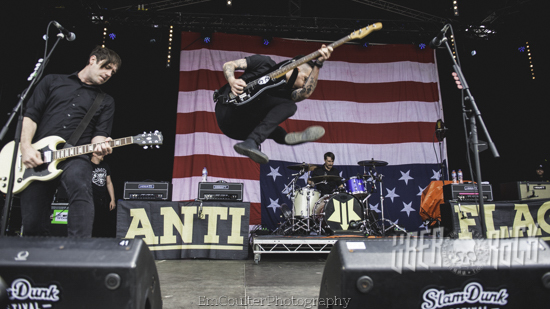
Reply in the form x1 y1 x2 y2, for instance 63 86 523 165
154 130 159 134
143 146 148 149
156 145 160 149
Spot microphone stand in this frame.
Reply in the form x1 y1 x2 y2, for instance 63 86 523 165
440 36 500 239
0 33 64 236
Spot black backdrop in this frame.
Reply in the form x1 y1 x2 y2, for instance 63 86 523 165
1 1 547 207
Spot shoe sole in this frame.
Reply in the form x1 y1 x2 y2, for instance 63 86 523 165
234 143 269 164
285 126 326 145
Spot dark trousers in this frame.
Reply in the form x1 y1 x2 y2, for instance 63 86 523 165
20 155 94 237
215 94 297 145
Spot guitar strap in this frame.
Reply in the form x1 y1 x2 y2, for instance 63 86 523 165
286 68 299 89
64 91 105 149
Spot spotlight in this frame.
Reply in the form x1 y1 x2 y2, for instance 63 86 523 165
226 0 232 7
109 33 116 40
263 38 270 46
471 50 477 56
518 46 526 52
204 36 211 43
418 43 426 50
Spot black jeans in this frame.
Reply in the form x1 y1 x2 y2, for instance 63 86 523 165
20 155 94 237
215 94 297 145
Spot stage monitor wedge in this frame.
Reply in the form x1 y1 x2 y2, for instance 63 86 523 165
0 237 162 309
319 238 550 309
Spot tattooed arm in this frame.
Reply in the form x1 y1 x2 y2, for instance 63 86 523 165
291 69 320 102
223 58 248 96
291 44 333 102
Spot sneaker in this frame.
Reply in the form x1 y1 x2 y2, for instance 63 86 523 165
234 139 269 164
284 126 325 145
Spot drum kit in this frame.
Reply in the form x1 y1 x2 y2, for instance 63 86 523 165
275 159 407 236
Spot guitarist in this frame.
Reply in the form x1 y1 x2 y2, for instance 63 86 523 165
19 46 121 237
215 44 333 164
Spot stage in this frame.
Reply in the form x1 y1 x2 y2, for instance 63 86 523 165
156 252 327 309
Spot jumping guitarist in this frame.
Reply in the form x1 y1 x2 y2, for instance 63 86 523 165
214 44 333 164
19 46 121 237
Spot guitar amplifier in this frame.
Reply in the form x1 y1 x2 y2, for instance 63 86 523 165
198 182 243 202
123 181 172 201
443 183 493 202
500 181 550 201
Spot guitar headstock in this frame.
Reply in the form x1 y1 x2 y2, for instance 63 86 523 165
349 22 383 40
133 130 163 149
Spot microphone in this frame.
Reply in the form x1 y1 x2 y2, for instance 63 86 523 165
429 24 450 49
52 21 76 41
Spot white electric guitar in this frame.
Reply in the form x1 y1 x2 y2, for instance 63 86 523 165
0 131 163 194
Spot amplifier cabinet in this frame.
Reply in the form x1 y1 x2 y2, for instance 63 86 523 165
198 182 243 201
319 238 550 308
123 181 172 201
443 183 493 203
0 237 162 309
500 181 550 201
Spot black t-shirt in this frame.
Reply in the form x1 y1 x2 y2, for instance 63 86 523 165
91 161 111 200
24 73 115 145
243 55 294 101
310 165 342 196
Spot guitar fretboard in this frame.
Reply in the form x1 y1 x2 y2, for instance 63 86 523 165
52 137 133 160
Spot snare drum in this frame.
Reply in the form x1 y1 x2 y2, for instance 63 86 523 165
322 193 364 231
346 177 366 195
293 187 320 217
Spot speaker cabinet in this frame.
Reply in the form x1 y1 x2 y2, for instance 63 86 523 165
0 237 162 309
319 238 550 308
500 181 550 201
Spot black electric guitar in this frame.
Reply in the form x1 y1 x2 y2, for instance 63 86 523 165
0 131 163 194
213 22 382 106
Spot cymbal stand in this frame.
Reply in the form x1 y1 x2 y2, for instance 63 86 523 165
358 168 377 235
376 173 407 235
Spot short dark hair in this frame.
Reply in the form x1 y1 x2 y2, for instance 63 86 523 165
89 46 122 70
324 152 335 161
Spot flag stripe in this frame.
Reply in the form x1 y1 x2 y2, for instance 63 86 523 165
173 133 441 166
180 32 436 64
180 49 439 84
179 70 440 103
178 90 442 124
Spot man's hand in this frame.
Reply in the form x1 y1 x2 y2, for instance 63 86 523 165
21 144 43 169
93 137 113 156
316 44 333 64
223 58 248 96
452 72 463 89
229 78 247 96
109 200 116 211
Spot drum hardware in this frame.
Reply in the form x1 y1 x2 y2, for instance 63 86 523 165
355 158 407 236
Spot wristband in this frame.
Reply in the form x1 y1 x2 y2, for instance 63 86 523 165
314 61 324 68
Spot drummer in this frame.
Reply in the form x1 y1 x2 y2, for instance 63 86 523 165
308 152 344 196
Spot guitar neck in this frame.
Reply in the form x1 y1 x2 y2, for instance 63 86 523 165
52 137 134 161
268 35 351 80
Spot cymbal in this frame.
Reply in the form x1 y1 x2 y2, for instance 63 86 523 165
358 159 388 167
309 175 342 182
287 163 318 171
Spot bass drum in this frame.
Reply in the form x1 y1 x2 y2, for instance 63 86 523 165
320 193 365 231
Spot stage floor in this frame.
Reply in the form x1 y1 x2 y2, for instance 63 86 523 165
156 253 328 309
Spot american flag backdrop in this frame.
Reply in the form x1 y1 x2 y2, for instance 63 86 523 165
173 31 446 233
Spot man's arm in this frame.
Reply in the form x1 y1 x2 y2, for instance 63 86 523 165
106 175 116 211
291 44 333 102
223 58 248 96
20 117 43 168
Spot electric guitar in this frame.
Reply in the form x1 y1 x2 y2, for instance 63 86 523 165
0 131 163 194
213 22 382 106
